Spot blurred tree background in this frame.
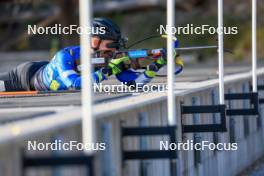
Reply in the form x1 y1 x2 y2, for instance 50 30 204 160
0 0 263 62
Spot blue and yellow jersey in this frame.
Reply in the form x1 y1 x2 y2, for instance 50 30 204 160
42 46 108 91
40 45 161 91
42 46 81 90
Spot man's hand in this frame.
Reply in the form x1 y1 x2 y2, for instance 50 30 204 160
152 48 167 70
155 48 184 68
107 56 130 75
94 56 130 83
146 48 184 76
175 55 184 67
145 49 167 77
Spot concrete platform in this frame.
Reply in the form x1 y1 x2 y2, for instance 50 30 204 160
0 63 263 176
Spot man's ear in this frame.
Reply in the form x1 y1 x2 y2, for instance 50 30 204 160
91 37 100 48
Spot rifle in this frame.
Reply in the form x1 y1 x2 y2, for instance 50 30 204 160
92 48 184 75
91 35 231 75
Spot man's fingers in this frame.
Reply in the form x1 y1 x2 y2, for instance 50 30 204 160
175 56 184 67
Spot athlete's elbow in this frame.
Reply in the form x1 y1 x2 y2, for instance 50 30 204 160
67 82 80 90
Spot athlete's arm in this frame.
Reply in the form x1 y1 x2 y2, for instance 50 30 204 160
56 50 112 89
133 55 167 87
55 50 81 89
133 49 184 87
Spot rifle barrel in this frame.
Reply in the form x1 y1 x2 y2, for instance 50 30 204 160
176 45 218 50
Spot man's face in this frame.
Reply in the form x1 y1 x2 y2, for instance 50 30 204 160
91 37 117 52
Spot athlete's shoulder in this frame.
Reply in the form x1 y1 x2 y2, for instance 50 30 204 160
62 45 80 52
61 45 80 59
53 45 79 60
